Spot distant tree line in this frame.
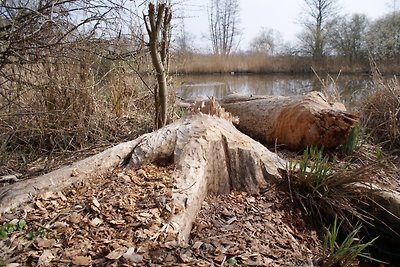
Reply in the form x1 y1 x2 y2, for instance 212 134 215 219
201 0 400 64
294 0 400 64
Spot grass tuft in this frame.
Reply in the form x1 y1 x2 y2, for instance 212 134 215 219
290 146 331 193
322 215 379 267
342 123 362 156
361 63 400 150
287 146 384 259
286 142 400 264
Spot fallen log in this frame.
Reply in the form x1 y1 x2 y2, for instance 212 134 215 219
219 91 359 150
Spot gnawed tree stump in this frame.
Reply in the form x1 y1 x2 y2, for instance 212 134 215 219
219 91 359 150
122 113 286 243
1 98 399 254
0 104 286 243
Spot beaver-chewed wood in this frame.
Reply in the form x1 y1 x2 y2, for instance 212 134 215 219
220 91 359 150
122 112 286 243
2 97 399 250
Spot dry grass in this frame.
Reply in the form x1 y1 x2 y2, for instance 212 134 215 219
286 143 400 264
287 147 379 229
0 51 156 176
360 65 400 150
171 53 371 75
172 53 310 74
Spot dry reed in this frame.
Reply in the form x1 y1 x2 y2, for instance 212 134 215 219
171 53 372 75
360 65 400 150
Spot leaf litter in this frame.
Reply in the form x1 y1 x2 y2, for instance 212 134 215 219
0 163 322 266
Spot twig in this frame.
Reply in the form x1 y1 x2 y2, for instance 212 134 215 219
204 232 238 240
0 174 21 183
174 182 196 193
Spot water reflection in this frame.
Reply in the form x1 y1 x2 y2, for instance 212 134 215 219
175 74 373 107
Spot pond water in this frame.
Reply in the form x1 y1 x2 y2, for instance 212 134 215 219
175 73 374 108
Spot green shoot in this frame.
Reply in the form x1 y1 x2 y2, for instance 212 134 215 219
289 146 331 194
342 123 361 155
0 219 27 239
323 216 379 266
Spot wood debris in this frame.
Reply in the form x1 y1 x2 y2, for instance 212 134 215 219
0 163 322 266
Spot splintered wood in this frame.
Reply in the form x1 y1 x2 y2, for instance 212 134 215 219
189 96 239 124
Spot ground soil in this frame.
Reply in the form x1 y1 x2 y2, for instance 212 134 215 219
0 163 323 266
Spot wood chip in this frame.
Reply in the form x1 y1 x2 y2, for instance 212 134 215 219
123 247 143 263
106 247 127 260
90 217 103 227
71 168 79 177
38 250 54 266
37 238 56 248
72 256 92 266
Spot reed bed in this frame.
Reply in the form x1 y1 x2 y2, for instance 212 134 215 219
171 53 371 75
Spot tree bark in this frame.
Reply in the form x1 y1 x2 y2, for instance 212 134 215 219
220 91 359 150
144 3 171 129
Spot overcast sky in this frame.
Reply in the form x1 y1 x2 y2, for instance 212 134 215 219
178 0 396 51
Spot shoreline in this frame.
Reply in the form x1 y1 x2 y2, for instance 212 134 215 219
170 53 400 76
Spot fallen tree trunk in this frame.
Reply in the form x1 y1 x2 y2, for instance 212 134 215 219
219 91 359 150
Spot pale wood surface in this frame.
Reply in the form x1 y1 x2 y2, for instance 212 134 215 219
220 91 359 150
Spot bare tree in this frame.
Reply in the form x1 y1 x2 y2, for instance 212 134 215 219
174 20 195 56
0 0 126 69
328 14 369 64
387 0 400 12
144 2 172 129
208 0 241 55
298 0 338 59
0 0 149 157
367 12 400 61
249 27 282 55
0 0 132 115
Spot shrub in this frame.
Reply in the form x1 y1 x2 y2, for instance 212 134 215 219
0 51 155 174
